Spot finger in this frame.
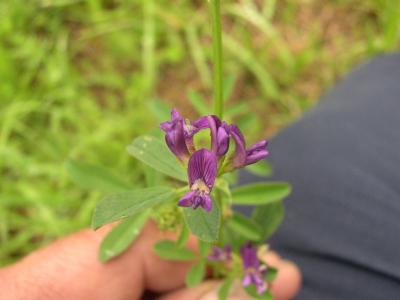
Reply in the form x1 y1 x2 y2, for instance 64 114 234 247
135 221 198 291
262 251 302 300
159 280 255 300
158 281 220 300
1 221 196 300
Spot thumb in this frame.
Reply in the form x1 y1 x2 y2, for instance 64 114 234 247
0 221 196 300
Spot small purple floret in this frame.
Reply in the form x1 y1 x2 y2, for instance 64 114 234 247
229 125 269 170
190 115 230 157
178 149 217 212
160 109 192 162
208 245 232 261
246 140 269 165
240 243 268 294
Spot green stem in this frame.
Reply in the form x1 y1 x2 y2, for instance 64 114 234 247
215 189 223 243
211 0 223 119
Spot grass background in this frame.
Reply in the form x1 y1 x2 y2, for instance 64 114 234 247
0 0 399 266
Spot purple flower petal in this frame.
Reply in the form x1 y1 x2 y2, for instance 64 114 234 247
160 109 191 162
230 125 247 167
179 192 213 212
208 245 232 261
191 115 222 132
245 140 269 165
178 191 196 207
242 273 252 287
171 108 180 119
192 195 203 209
255 278 267 294
240 243 269 295
188 149 217 189
177 149 217 212
241 242 260 270
201 194 212 212
225 126 269 170
190 115 229 157
216 125 229 156
208 246 223 261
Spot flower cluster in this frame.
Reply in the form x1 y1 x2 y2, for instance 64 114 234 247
208 245 232 262
160 109 269 212
208 243 270 294
241 242 269 294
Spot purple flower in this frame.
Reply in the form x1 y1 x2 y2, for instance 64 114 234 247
208 245 232 261
241 243 268 294
190 115 230 157
227 125 269 170
178 149 217 212
160 109 193 163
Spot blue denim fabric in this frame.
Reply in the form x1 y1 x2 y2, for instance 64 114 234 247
239 53 400 300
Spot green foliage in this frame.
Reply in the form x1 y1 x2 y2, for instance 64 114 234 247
265 267 278 282
252 202 285 240
218 277 234 300
231 182 291 205
198 240 212 257
154 240 196 261
176 224 190 247
221 224 246 252
228 213 263 241
1 0 398 265
185 260 206 287
127 135 187 182
92 187 175 229
245 161 273 177
99 211 148 262
245 285 273 300
183 202 221 243
65 160 131 192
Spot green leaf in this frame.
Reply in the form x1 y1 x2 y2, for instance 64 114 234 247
266 267 278 282
228 213 263 241
92 186 174 229
176 224 190 247
144 165 164 186
245 161 273 177
183 202 220 243
245 287 273 300
252 202 285 240
232 182 291 205
154 240 196 261
245 285 273 300
218 277 234 300
215 178 232 200
188 90 208 115
198 240 212 257
65 160 131 192
99 211 148 262
127 135 187 182
185 260 206 287
222 225 246 252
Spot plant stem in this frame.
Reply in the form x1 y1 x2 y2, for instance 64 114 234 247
211 0 223 119
216 189 224 243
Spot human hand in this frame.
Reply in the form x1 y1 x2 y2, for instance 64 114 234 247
0 221 301 300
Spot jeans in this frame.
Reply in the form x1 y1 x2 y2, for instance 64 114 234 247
239 53 400 300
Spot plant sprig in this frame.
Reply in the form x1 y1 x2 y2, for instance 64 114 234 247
67 1 292 298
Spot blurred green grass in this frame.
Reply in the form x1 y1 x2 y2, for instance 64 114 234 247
0 0 399 266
